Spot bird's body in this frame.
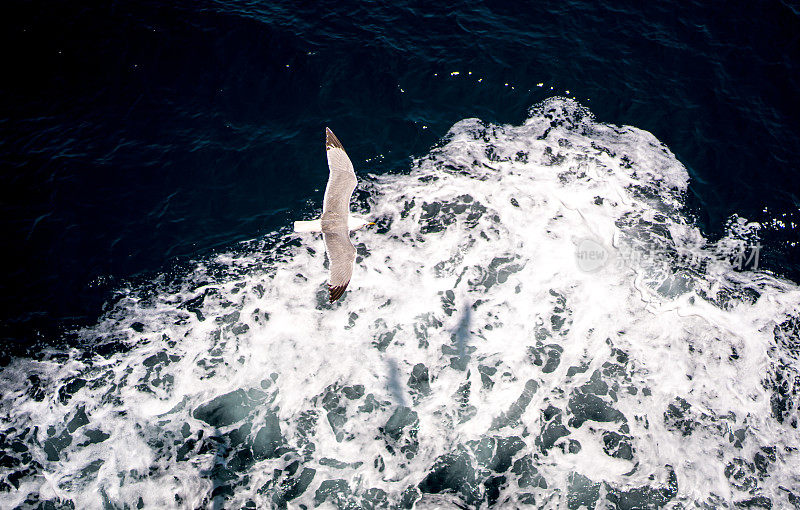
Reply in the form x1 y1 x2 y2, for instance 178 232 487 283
293 128 371 302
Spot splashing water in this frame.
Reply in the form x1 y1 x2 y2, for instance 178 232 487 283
1 98 799 509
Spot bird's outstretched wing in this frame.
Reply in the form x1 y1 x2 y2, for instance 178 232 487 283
323 128 358 220
324 230 356 302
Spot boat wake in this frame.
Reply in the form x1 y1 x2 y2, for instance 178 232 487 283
1 98 798 509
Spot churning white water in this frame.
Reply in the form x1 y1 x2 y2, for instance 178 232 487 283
1 98 799 509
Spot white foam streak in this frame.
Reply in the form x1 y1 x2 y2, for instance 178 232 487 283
1 98 799 508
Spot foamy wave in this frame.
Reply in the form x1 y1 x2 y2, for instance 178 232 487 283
1 98 798 509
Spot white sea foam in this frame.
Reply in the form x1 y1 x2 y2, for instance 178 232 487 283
1 98 799 509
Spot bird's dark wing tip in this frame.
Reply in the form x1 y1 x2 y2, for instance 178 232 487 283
326 128 343 150
328 283 349 303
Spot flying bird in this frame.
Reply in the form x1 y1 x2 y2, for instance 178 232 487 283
294 128 372 302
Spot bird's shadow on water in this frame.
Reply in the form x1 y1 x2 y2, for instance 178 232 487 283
386 357 408 408
199 428 227 510
451 304 472 371
384 302 472 405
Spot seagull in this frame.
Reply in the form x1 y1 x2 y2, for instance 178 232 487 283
294 128 372 302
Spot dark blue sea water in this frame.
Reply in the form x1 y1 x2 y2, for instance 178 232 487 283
2 0 798 355
2 2 800 508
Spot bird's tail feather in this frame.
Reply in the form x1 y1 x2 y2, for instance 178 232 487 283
294 220 323 233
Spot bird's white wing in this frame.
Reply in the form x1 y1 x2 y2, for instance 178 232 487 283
324 231 356 302
322 127 358 220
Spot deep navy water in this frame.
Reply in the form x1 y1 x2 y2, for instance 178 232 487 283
2 2 800 509
2 0 798 356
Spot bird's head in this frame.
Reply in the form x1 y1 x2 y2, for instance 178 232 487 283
348 216 375 231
